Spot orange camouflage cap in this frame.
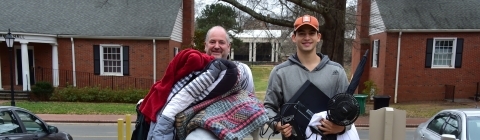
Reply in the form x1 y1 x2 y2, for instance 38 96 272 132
294 15 319 31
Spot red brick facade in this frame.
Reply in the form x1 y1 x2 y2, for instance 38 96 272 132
1 39 180 90
383 33 480 102
353 0 480 102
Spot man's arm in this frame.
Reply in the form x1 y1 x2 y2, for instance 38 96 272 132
238 63 255 93
263 66 284 130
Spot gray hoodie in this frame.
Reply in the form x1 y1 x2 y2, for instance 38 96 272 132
263 53 350 137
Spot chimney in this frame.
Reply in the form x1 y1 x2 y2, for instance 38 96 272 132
352 0 372 94
182 0 195 49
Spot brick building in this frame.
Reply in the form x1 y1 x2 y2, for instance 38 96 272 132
0 0 194 91
352 0 480 102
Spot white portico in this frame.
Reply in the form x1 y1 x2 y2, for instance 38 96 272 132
1 32 59 91
229 30 286 62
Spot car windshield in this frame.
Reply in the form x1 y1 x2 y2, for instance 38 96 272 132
467 116 480 140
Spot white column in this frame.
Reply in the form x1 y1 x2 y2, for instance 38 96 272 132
153 39 156 82
230 48 234 60
271 41 275 62
70 38 76 87
275 42 280 62
0 52 3 90
20 41 31 91
248 42 252 62
253 42 257 62
51 43 59 87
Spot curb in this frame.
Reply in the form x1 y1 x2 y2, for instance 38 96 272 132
43 120 420 128
355 124 419 128
44 120 136 123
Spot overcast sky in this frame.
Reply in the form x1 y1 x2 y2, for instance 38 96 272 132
195 0 357 17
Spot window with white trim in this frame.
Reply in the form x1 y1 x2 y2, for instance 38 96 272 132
101 45 123 75
372 40 379 68
432 38 456 68
425 38 463 68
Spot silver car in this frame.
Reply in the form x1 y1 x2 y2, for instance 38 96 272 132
0 106 73 140
414 108 480 140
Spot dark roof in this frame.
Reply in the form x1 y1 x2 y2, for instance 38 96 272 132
0 0 181 37
376 0 480 29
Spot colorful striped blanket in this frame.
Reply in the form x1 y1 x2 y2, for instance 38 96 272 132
175 89 268 140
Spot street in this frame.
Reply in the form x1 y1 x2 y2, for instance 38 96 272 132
51 123 416 140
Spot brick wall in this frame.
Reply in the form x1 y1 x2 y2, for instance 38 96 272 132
373 32 480 102
34 38 173 89
1 38 182 90
156 40 181 80
367 33 387 100
0 43 13 85
353 0 480 102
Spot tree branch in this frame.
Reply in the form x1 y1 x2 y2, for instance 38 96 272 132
315 0 330 8
220 0 293 27
286 0 326 14
278 0 296 16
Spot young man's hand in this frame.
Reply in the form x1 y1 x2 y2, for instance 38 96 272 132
317 118 345 135
275 122 292 137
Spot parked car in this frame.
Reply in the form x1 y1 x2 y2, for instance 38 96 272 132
414 108 480 140
0 106 73 140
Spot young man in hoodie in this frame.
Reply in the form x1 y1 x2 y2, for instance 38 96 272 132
263 15 351 139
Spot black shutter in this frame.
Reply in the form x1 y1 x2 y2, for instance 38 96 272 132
455 38 463 68
93 45 100 75
377 40 380 67
123 46 130 75
425 38 434 68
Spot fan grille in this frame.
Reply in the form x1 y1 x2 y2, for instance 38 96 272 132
327 93 360 126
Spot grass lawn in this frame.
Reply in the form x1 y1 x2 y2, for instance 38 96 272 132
358 101 478 118
389 101 478 118
0 101 136 115
250 65 274 101
251 65 273 92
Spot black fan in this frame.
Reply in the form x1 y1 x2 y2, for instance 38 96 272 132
327 93 360 126
310 93 360 140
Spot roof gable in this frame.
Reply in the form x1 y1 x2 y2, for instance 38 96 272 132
0 0 181 37
375 0 480 30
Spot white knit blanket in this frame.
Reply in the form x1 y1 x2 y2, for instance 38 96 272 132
305 111 360 140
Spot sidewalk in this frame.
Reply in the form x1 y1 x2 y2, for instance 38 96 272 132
36 114 428 128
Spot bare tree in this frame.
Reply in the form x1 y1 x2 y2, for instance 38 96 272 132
343 2 357 68
220 0 347 65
